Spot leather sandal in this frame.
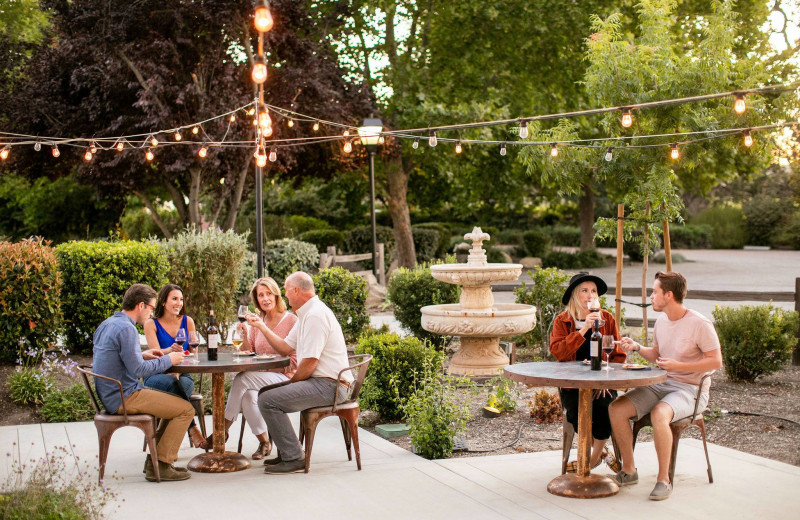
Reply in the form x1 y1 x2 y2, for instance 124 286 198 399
566 447 607 473
251 439 272 460
201 431 229 450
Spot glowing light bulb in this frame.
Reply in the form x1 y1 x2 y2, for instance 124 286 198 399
34 141 41 152
343 140 352 153
312 121 320 131
83 150 93 162
428 131 437 147
248 108 256 116
145 149 154 161
174 131 182 142
621 109 633 128
115 140 124 152
258 110 272 130
287 119 294 128
90 142 98 153
412 137 419 149
255 148 267 167
343 130 350 137
0 147 9 160
262 126 273 137
150 135 159 147
670 144 679 160
230 114 236 123
743 130 753 148
550 143 559 158
500 143 507 156
379 136 385 144
455 141 462 154
192 126 200 135
198 146 208 158
519 121 529 139
605 147 614 162
252 58 268 84
52 145 60 158
220 177 225 185
269 149 277 162
734 94 746 115
254 5 274 32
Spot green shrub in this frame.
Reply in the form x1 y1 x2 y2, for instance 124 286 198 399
496 229 525 246
0 237 63 362
486 247 510 263
412 226 441 263
414 223 451 258
354 332 444 421
8 368 54 405
668 224 712 249
522 229 553 257
262 238 319 286
575 249 607 268
713 304 798 382
386 259 461 349
773 208 800 249
514 267 571 358
547 225 581 247
542 249 604 269
314 267 369 344
486 377 520 413
344 225 395 269
56 240 168 353
742 194 788 247
40 383 94 422
692 205 746 249
119 198 179 240
624 230 662 262
296 229 345 254
162 229 250 336
288 215 330 234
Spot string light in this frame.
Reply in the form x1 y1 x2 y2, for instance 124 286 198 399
733 93 746 115
343 130 350 137
115 140 124 152
428 131 437 147
145 149 155 161
379 136 385 144
83 150 93 162
0 146 9 160
192 125 200 135
455 141 462 154
34 141 41 152
198 145 208 158
312 121 320 131
287 119 294 127
500 143 507 156
621 108 633 128
220 177 225 185
51 144 60 157
519 120 529 139
252 57 268 84
269 148 277 162
670 143 680 160
89 141 98 153
605 147 614 161
254 2 274 32
255 146 267 167
343 140 352 153
550 143 559 158
174 131 182 141
229 114 236 123
743 130 753 147
412 137 419 149
150 135 159 147
258 110 272 130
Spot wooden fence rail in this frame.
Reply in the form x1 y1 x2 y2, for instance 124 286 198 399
319 243 386 286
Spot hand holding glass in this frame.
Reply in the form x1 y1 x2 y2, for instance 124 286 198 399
237 305 249 323
588 299 605 327
174 328 187 352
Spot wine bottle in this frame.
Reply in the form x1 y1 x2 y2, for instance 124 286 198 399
207 311 220 361
590 319 602 371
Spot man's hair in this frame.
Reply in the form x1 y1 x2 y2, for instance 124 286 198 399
121 284 157 311
286 271 315 293
654 271 687 303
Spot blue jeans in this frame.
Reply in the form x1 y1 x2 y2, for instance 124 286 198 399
144 373 196 429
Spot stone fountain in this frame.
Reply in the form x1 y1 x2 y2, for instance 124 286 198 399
420 227 537 376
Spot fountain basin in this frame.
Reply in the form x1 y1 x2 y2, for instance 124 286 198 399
421 303 536 337
430 263 523 286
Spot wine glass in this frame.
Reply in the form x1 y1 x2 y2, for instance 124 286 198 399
602 335 614 370
237 305 249 324
175 328 187 353
588 298 605 327
188 331 201 364
231 328 243 362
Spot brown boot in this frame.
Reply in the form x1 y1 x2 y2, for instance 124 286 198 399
251 440 272 460
144 457 191 482
144 455 188 474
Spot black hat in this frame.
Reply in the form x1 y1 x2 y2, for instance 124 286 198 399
561 272 608 305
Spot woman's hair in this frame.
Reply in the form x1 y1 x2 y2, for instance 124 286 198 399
250 277 286 314
565 281 596 323
154 283 183 319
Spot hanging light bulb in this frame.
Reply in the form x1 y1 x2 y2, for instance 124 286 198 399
83 150 93 162
34 141 42 152
455 141 463 154
248 107 256 116
500 143 507 156
251 57 268 84
670 143 680 160
287 119 294 128
269 148 277 162
378 136 385 144
412 137 419 149
150 135 159 147
733 93 746 115
621 108 633 128
145 149 155 161
192 125 200 135
0 146 9 160
115 140 124 152
220 177 225 185
343 130 350 137
428 131 437 147
519 120 529 139
90 141 98 153
254 3 274 32
174 131 182 142
255 146 267 167
258 110 272 130
263 126 273 137
198 145 208 158
343 140 352 153
550 143 559 158
605 147 614 162
51 144 60 158
229 114 236 123
743 130 753 148
312 121 320 131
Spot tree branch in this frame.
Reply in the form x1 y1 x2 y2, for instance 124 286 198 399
115 49 169 115
132 190 173 238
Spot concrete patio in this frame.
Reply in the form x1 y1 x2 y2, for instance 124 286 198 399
2 413 798 519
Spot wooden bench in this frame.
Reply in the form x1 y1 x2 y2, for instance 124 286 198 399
319 244 386 286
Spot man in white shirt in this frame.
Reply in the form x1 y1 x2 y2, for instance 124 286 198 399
256 271 353 474
609 271 722 500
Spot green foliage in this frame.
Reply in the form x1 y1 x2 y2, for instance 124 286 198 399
486 377 520 413
313 267 369 344
623 230 662 261
0 237 62 362
386 258 461 349
344 225 395 269
692 205 747 249
547 225 581 247
669 224 712 249
296 229 345 254
522 229 553 257
773 208 800 250
713 304 798 382
56 240 168 353
514 267 571 358
354 332 444 421
542 249 606 269
486 247 510 263
119 197 180 240
411 226 441 263
40 384 94 423
742 194 789 247
403 357 474 460
496 229 525 246
262 238 320 286
163 229 250 335
415 223 453 259
7 368 54 405
288 215 331 234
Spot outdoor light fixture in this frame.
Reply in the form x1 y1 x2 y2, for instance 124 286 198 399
145 149 155 161
115 140 124 152
174 131 183 141
312 121 320 131
343 140 352 153
198 145 208 158
743 130 753 148
621 109 633 128
230 114 236 123
605 147 614 162
428 130 438 147
51 144 60 157
0 146 9 160
90 141 98 153
550 143 559 158
258 110 272 130
670 144 680 160
192 125 200 135
34 141 41 152
262 126 273 137
412 137 419 149
500 143 507 156
733 93 746 115
358 117 384 279
255 146 267 167
343 130 350 137
455 141 463 154
83 150 93 162
150 135 159 147
269 148 277 162
252 57 268 84
287 119 294 127
254 2 274 32
248 108 256 116
519 120 529 139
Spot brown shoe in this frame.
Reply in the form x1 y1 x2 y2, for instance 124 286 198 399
145 458 191 482
144 456 188 474
252 440 272 460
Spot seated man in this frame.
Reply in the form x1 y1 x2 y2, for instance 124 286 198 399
254 271 354 474
609 271 722 501
93 283 195 482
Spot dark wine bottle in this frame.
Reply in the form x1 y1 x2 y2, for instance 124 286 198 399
590 319 602 371
207 311 219 361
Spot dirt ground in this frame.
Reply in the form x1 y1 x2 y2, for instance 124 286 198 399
3 355 798 468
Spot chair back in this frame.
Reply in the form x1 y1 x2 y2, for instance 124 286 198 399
688 371 715 421
77 365 129 420
330 354 372 411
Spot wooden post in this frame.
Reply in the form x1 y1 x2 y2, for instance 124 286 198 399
377 243 386 286
615 204 624 325
794 278 800 366
641 202 650 347
661 204 672 272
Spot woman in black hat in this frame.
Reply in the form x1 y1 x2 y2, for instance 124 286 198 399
550 273 626 472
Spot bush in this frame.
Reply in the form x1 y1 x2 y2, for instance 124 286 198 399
412 227 441 264
522 229 552 257
692 205 746 249
313 267 369 344
162 229 250 337
712 304 798 382
496 229 525 246
354 332 443 421
386 259 461 349
486 377 520 413
486 247 510 263
262 238 319 286
296 229 345 254
542 249 605 269
39 383 94 423
8 368 54 405
56 240 168 353
344 225 395 270
414 223 451 258
0 237 63 362
773 209 800 249
547 225 581 247
527 390 561 424
287 215 330 234
668 224 712 249
742 194 789 247
624 230 662 262
514 267 571 358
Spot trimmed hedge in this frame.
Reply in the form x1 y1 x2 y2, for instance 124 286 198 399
287 215 330 235
56 241 168 353
412 227 441 264
314 267 369 344
297 229 345 254
522 229 552 258
344 225 395 270
414 222 450 258
262 238 319 286
542 249 606 269
669 224 712 249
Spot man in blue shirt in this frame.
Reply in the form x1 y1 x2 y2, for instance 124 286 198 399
93 283 194 482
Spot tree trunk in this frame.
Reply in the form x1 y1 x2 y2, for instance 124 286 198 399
385 155 416 268
578 180 595 251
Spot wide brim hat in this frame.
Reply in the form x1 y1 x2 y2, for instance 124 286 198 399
561 272 608 306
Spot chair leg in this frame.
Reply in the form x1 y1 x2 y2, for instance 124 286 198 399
339 409 361 469
237 416 246 454
561 419 575 475
697 419 713 483
299 413 305 445
302 414 324 474
339 416 352 460
668 424 686 485
191 398 207 452
141 428 160 483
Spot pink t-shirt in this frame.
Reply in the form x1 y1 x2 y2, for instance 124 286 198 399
653 309 720 385
247 312 298 378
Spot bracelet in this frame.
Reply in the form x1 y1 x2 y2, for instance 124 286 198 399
635 345 641 352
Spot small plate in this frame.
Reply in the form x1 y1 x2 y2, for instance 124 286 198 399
255 354 277 360
233 351 255 357
623 363 647 370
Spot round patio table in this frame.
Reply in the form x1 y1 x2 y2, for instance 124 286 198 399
169 352 289 473
504 361 666 498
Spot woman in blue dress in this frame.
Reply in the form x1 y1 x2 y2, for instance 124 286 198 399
143 283 204 448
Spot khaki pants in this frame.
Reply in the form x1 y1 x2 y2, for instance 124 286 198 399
119 388 195 464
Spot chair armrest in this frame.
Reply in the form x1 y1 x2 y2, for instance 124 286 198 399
78 365 128 421
689 371 716 420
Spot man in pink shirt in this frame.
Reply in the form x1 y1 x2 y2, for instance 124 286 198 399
609 271 722 500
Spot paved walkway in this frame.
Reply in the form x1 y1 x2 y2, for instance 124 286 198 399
2 416 798 519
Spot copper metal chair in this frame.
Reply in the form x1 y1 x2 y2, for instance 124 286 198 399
631 371 715 484
77 365 160 483
298 354 372 473
142 374 208 452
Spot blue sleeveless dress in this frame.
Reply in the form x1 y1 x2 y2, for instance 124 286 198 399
154 315 189 351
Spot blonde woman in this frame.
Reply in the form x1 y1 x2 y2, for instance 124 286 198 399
211 277 297 458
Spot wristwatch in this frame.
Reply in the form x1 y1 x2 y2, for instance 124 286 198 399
634 344 641 352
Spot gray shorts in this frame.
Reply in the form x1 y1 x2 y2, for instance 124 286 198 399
623 379 707 421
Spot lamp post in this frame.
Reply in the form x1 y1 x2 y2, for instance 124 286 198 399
358 118 383 278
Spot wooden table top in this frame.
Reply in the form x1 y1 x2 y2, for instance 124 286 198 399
167 352 290 374
504 361 667 390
